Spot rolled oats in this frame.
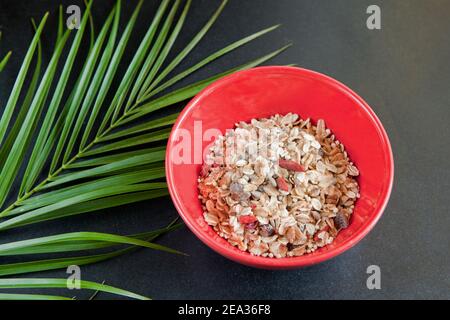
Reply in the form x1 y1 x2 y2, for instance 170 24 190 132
198 113 360 258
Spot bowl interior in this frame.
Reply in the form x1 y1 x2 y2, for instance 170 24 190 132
166 67 393 269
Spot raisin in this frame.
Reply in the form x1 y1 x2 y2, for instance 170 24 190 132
245 221 258 230
334 212 349 230
259 224 275 237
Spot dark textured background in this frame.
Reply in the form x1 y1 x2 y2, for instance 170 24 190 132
0 0 449 299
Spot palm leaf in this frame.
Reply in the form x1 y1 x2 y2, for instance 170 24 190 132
0 25 71 208
0 13 48 147
0 278 150 300
0 223 182 255
0 293 73 300
0 219 181 276
0 31 12 73
0 20 42 169
0 0 291 297
0 231 183 255
0 51 11 73
0 0 288 225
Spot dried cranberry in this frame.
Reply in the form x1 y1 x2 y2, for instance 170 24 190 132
259 224 275 237
276 176 290 192
279 159 305 172
238 215 257 224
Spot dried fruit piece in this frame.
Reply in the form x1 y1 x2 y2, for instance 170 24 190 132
279 159 305 172
238 215 257 224
259 224 275 237
276 176 289 192
245 221 258 230
334 212 349 230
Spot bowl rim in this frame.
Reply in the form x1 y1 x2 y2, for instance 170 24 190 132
165 66 394 269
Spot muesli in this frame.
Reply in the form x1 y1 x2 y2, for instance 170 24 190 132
198 113 360 258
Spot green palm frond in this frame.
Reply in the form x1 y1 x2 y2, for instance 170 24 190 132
0 31 12 73
0 0 288 227
0 0 290 298
0 220 182 277
0 51 11 73
0 278 150 300
0 293 74 300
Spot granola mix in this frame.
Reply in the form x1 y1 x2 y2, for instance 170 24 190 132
198 113 360 258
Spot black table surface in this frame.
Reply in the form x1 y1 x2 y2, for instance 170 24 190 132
0 0 449 299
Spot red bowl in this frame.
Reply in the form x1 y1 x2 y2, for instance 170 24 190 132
165 66 394 269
